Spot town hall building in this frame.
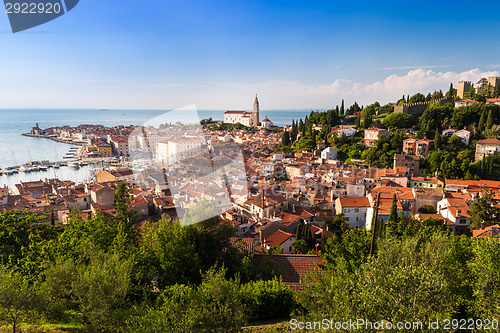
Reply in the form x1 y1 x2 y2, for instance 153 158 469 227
224 95 260 127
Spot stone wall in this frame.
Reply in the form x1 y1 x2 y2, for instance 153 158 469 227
394 97 453 117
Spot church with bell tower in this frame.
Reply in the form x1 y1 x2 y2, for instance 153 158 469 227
224 95 261 127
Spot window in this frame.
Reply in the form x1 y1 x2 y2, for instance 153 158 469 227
355 208 359 213
345 217 350 222
345 208 350 213
356 216 359 222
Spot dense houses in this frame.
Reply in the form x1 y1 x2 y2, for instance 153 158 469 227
8 115 500 273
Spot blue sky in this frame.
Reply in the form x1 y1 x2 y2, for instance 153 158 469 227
0 0 499 110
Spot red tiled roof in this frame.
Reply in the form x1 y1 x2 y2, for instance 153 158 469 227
337 197 370 208
254 254 324 290
230 237 255 253
477 138 500 145
264 230 294 247
473 224 500 238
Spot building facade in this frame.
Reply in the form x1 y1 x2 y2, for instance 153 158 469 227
224 95 260 127
475 139 500 161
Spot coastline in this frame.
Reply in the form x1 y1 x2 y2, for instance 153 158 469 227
21 133 87 146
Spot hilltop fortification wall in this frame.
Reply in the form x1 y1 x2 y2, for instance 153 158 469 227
394 97 453 116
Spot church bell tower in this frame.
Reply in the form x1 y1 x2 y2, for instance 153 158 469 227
252 94 260 126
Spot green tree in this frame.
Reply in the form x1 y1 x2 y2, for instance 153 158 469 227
478 110 487 133
73 251 133 331
0 266 43 333
281 130 290 146
126 267 248 333
446 83 455 97
486 109 494 130
340 100 345 116
290 120 298 142
383 113 414 129
471 238 500 319
418 205 437 214
468 191 500 230
434 128 442 149
386 194 399 234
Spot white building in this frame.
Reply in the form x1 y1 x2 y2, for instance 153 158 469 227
455 129 471 146
261 116 273 128
454 99 477 108
224 95 260 127
321 146 338 160
437 197 471 235
334 197 370 229
332 125 357 137
156 137 203 164
441 128 471 146
262 230 296 254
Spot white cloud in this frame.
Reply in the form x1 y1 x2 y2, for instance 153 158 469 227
0 68 498 110
376 65 456 70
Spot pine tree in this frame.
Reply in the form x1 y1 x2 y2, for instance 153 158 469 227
340 100 345 116
478 111 487 133
299 119 304 134
335 105 339 115
486 109 494 130
434 128 442 149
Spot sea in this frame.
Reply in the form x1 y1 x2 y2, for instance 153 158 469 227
0 108 316 188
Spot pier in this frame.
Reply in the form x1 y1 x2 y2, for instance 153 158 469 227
21 133 87 146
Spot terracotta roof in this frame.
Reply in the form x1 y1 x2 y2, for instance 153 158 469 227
225 110 249 114
264 229 294 247
473 224 500 238
230 237 255 253
337 197 370 208
254 254 324 290
477 138 500 145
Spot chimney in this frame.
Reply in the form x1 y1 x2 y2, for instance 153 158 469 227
481 221 485 230
293 204 296 213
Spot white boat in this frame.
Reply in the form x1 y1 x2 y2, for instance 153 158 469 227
19 165 30 173
68 161 80 169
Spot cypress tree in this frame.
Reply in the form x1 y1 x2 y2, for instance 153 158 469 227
291 121 298 142
478 110 487 133
295 224 301 239
434 128 442 149
335 105 339 115
340 100 345 116
281 131 290 146
446 83 454 97
388 193 398 225
486 109 494 130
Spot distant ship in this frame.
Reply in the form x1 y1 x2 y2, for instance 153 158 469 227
101 108 109 111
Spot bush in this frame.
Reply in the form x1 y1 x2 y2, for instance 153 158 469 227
241 278 295 321
383 113 415 129
126 267 248 333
